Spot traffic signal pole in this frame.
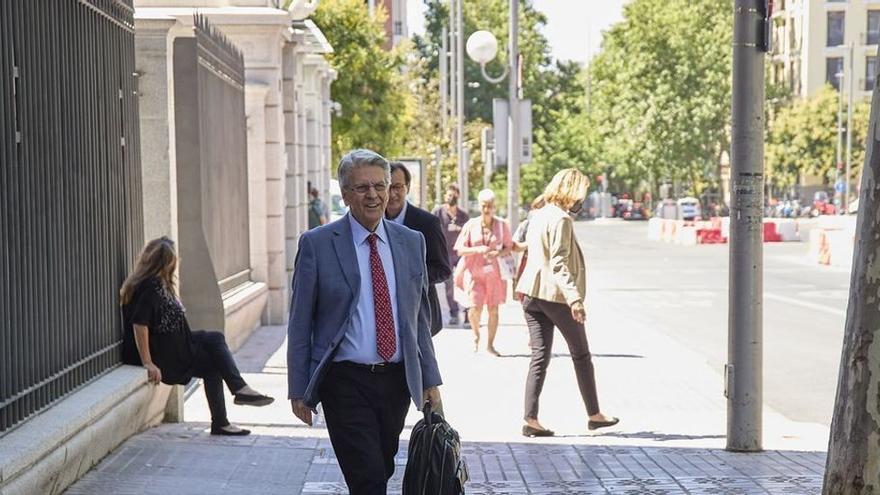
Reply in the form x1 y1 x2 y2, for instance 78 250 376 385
727 0 768 452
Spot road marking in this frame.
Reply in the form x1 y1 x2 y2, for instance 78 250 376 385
765 292 846 317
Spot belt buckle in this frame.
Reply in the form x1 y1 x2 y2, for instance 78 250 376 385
369 363 379 373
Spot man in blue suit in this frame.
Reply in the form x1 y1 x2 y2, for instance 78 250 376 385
288 149 443 495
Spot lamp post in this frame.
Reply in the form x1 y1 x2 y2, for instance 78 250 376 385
465 0 521 232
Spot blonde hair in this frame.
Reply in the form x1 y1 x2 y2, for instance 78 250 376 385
119 237 178 305
543 169 590 210
477 188 495 203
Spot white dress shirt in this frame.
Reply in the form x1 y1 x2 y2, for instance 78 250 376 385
334 216 402 364
388 200 408 225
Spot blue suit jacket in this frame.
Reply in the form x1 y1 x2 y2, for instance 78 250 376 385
287 214 443 409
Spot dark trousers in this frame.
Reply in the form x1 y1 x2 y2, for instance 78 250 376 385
318 362 410 495
522 296 600 419
189 330 248 428
444 275 459 318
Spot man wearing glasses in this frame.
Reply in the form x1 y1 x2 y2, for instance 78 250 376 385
386 162 451 336
287 149 443 495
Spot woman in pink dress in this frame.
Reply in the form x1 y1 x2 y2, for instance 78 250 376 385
454 189 514 356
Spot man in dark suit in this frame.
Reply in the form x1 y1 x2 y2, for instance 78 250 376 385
288 150 443 495
386 162 452 336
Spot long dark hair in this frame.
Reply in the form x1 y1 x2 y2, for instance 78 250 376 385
119 237 178 305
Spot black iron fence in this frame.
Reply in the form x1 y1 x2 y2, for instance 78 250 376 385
0 0 143 434
190 16 250 292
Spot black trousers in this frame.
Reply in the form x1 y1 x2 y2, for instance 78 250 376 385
443 275 460 318
522 296 600 419
189 330 248 428
318 362 411 495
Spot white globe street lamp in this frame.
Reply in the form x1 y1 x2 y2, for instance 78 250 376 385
466 30 509 84
464 0 521 233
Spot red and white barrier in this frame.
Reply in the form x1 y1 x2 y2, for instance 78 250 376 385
648 217 801 245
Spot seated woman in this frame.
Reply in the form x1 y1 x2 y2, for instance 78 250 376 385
120 236 273 436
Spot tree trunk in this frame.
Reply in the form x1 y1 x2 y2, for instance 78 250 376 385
823 71 880 494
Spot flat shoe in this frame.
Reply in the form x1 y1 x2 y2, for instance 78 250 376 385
234 392 274 407
522 425 555 437
211 425 251 436
588 417 620 430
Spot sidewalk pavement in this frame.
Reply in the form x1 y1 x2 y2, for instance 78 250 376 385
66 287 828 494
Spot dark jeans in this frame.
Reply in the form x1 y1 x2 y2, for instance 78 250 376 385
522 296 600 419
189 330 248 428
318 362 410 495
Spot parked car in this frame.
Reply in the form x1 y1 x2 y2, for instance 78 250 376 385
677 197 701 221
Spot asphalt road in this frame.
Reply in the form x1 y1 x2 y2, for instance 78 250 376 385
577 219 850 426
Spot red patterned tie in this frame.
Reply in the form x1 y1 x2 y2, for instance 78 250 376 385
367 233 396 361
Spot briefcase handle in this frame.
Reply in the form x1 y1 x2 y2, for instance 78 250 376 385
423 402 433 426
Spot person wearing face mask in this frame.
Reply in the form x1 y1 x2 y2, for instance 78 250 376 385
515 168 619 437
432 184 471 326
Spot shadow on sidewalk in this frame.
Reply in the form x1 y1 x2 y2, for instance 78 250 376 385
497 352 646 359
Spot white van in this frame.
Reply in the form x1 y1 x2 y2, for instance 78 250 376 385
329 179 347 221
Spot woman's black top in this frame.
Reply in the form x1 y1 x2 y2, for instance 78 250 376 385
122 277 196 385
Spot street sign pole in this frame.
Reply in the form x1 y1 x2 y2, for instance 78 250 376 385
727 0 766 452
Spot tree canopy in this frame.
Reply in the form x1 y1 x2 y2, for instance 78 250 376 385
312 0 412 164
765 85 869 192
588 0 732 197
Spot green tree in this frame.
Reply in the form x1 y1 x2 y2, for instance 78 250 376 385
313 0 411 164
412 0 593 207
588 0 732 199
766 85 869 191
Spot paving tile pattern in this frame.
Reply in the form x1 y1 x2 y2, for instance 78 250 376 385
66 422 825 494
300 439 825 494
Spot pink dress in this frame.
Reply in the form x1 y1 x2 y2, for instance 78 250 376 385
453 216 512 307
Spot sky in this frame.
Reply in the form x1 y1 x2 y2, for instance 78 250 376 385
406 0 628 64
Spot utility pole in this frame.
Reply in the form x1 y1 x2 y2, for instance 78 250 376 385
455 0 466 211
507 0 520 232
846 42 854 212
836 67 844 209
727 0 766 452
439 24 448 206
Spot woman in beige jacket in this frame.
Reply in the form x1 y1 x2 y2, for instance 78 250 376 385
515 169 618 437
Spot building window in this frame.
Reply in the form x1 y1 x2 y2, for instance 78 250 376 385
869 11 880 45
394 21 403 36
867 56 877 91
827 11 845 46
827 57 844 89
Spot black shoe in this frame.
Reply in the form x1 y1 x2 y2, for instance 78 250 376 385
522 425 555 437
588 417 620 431
234 392 274 407
211 424 251 436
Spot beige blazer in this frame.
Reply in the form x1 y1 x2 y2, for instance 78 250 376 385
515 204 586 306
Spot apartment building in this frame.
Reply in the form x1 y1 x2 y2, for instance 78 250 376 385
366 0 408 49
770 0 880 100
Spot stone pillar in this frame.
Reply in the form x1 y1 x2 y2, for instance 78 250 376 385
282 40 307 289
245 84 270 286
134 17 179 243
220 25 289 324
134 17 191 423
319 67 337 202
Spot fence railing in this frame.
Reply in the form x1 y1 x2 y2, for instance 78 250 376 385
0 0 143 434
